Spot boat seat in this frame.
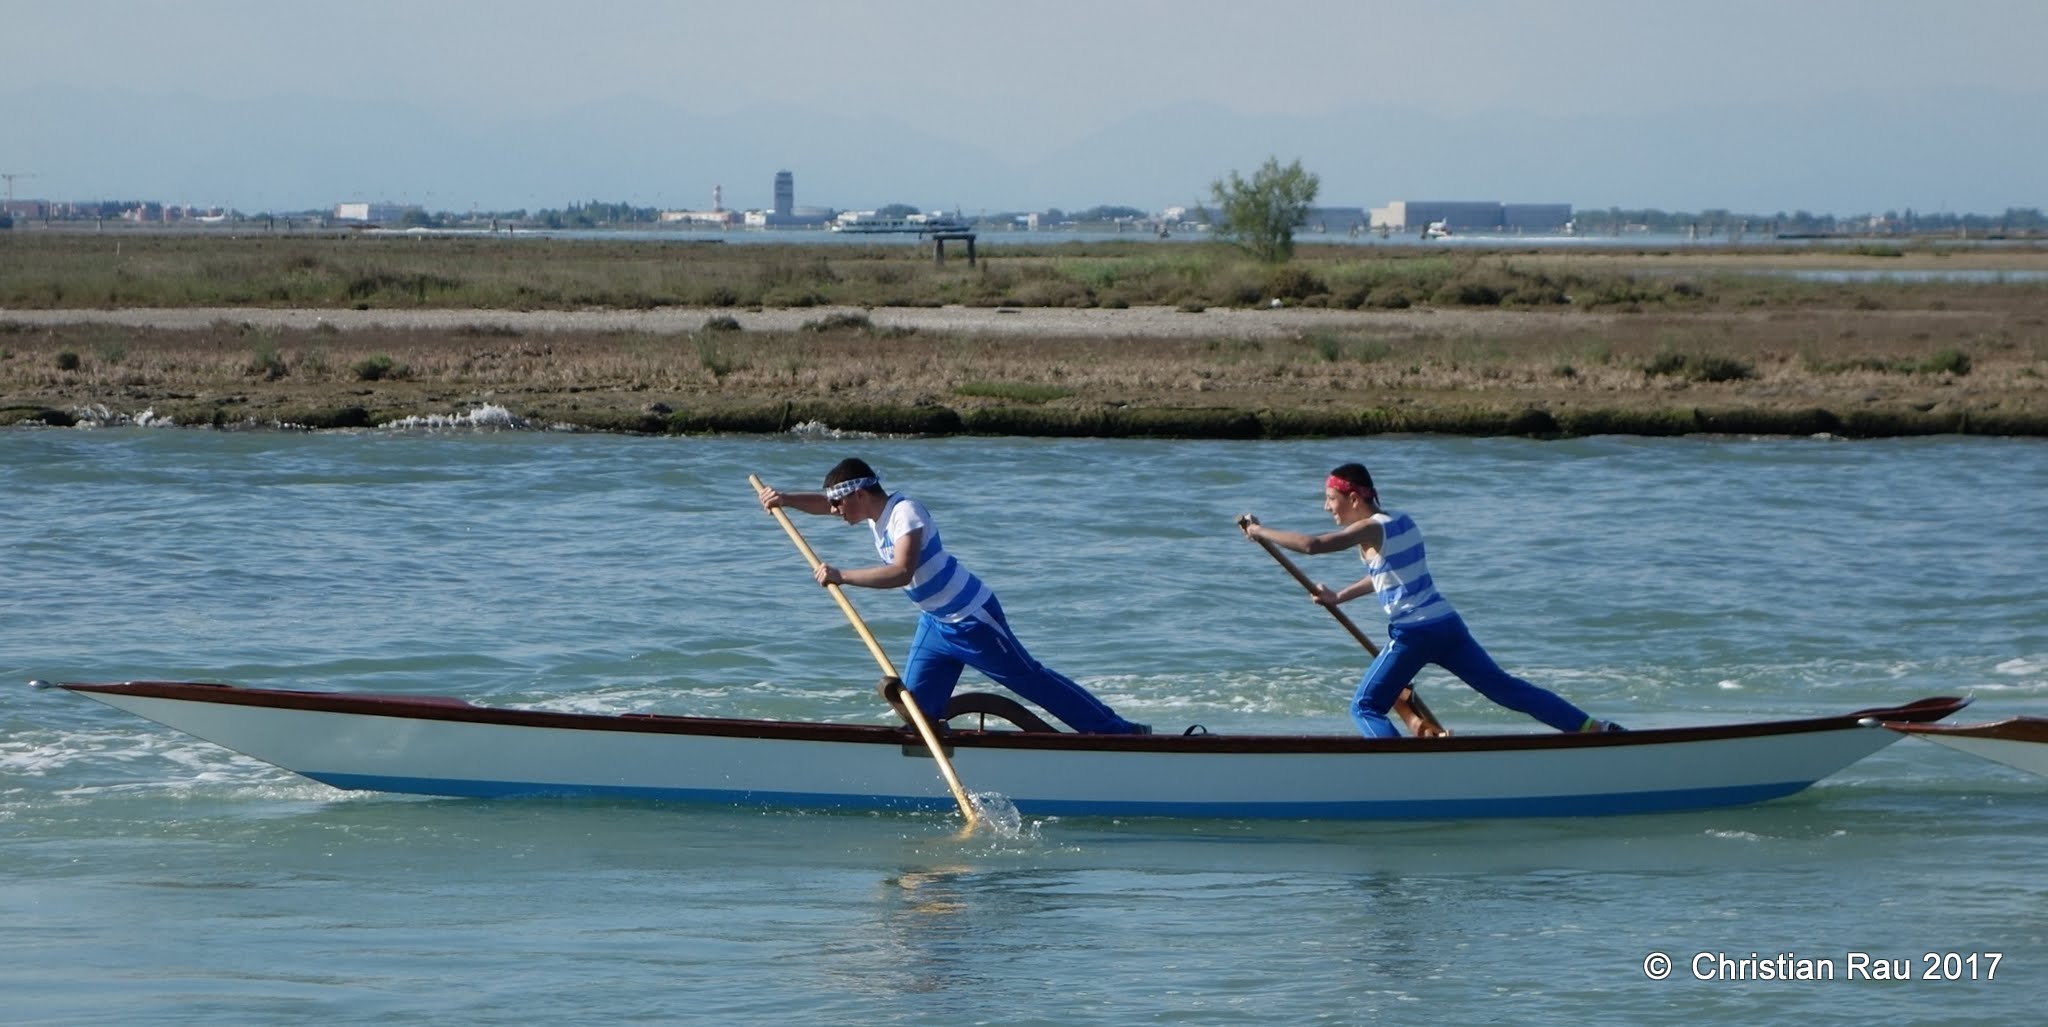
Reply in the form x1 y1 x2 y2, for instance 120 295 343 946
942 692 1060 733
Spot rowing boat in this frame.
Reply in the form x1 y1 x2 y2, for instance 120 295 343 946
1882 717 2048 777
53 681 1966 820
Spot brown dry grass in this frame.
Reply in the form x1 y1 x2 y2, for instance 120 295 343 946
4 300 2043 435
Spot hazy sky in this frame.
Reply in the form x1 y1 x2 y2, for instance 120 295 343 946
5 0 2044 213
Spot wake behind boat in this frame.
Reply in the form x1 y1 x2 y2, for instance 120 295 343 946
53 681 1966 820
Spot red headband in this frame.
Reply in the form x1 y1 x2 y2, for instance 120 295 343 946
1326 475 1377 501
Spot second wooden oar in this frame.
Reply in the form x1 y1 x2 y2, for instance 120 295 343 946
1238 516 1448 738
750 474 980 827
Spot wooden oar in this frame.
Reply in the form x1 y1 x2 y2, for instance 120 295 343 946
750 474 980 827
1237 516 1448 738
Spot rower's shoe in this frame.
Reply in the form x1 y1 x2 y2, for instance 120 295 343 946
1126 722 1153 735
1581 718 1627 733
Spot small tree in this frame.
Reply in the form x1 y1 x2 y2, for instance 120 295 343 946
1209 157 1320 263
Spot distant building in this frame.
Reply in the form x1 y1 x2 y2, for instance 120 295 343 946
1302 206 1369 233
333 201 405 223
773 171 793 217
1370 200 1573 234
746 170 833 228
659 209 739 226
659 183 742 226
1503 203 1574 231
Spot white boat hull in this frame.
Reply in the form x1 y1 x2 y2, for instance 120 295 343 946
60 682 1968 820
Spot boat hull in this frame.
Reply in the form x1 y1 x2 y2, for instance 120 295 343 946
60 682 1967 820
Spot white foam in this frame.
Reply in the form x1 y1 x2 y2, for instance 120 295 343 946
786 419 879 440
64 404 177 428
1704 829 1763 841
381 403 531 431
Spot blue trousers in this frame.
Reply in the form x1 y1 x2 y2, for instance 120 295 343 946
1352 614 1590 738
903 597 1138 734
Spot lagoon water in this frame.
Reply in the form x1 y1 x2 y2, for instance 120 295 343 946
4 426 2044 1024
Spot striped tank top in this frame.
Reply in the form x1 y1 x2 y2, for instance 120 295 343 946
870 494 992 623
1361 511 1456 626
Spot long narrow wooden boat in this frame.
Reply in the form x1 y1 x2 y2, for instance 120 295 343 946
1882 717 2048 777
54 681 1967 820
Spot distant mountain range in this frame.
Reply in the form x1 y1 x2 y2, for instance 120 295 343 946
6 85 2038 216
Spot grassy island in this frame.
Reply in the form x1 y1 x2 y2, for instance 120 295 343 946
2 230 2043 437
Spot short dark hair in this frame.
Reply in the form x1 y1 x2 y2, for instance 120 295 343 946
1329 462 1375 492
823 457 885 496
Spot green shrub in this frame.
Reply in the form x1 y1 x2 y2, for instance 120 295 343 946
1365 286 1414 309
1644 351 1753 382
695 336 742 379
248 339 287 380
1264 265 1327 301
351 354 405 381
1917 348 1971 375
1433 280 1504 306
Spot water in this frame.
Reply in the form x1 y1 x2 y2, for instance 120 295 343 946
4 427 2044 1024
1767 269 2048 284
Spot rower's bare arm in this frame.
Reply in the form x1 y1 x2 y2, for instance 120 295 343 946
758 484 833 516
1324 576 1378 605
838 527 920 590
1241 519 1319 554
1260 518 1380 555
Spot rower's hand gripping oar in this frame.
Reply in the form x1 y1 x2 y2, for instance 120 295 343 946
750 475 980 827
1237 515 1448 738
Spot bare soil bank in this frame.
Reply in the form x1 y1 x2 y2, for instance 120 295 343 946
4 300 2044 438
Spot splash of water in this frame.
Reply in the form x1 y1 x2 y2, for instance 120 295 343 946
380 404 532 431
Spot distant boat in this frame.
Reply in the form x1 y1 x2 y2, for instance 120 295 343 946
831 211 971 235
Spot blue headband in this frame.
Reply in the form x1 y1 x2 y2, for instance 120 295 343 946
825 476 878 503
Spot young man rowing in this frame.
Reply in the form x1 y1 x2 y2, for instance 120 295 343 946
1242 462 1621 739
757 458 1149 735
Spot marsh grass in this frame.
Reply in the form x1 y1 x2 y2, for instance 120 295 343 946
4 234 2045 435
247 335 286 379
14 232 2039 315
1806 347 1973 376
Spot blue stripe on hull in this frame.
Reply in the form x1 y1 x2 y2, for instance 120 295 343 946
304 772 1819 820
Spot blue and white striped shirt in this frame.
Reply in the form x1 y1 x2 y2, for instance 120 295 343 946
1362 511 1456 626
870 494 992 623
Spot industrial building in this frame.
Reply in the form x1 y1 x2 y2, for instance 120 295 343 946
659 184 739 225
1302 206 1370 233
332 201 407 223
1369 200 1573 234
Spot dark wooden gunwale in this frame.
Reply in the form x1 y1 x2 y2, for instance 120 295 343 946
1886 716 2048 745
61 681 1969 755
